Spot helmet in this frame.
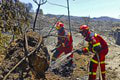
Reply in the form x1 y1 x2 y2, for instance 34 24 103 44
79 25 89 37
79 25 89 31
55 22 64 30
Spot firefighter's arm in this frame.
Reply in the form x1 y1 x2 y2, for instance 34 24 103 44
91 37 102 53
57 40 65 47
57 37 65 47
82 47 89 53
74 46 89 55
57 42 65 47
93 42 102 53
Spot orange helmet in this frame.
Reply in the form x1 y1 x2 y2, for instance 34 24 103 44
79 25 89 31
55 22 64 30
79 25 89 37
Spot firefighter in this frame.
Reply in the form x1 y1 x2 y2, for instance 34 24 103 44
75 25 108 80
51 22 73 76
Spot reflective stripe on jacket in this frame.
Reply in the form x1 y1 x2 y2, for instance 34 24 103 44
83 32 108 53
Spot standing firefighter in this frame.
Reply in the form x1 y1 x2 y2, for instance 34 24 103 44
75 25 108 80
51 22 73 76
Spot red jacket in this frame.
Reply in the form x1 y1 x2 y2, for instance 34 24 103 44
83 32 108 53
58 31 73 48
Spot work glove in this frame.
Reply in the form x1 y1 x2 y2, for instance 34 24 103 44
74 49 83 55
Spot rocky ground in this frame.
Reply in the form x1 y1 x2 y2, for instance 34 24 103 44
0 32 120 80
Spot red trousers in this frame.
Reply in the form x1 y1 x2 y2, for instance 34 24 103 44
52 46 73 61
89 48 108 80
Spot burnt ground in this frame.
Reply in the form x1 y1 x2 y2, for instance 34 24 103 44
0 35 120 80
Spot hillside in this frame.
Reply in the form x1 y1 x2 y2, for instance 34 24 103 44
44 14 120 32
46 14 120 22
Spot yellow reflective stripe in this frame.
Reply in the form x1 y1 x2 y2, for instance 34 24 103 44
91 59 105 64
68 32 70 36
86 47 89 51
92 48 96 53
101 71 106 74
89 72 96 75
67 32 71 40
100 61 105 64
91 59 98 64
95 33 97 37
92 43 101 53
93 43 100 47
89 72 92 75
86 45 90 51
93 72 96 75
56 26 61 30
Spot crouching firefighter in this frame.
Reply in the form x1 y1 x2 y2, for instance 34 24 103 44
51 22 74 76
74 25 108 80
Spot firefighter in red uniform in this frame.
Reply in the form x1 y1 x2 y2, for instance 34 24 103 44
51 22 73 76
75 25 108 80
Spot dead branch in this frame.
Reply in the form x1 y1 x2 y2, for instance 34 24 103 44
3 32 42 80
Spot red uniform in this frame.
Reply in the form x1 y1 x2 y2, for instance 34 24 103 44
82 32 108 80
52 27 73 61
52 22 73 66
